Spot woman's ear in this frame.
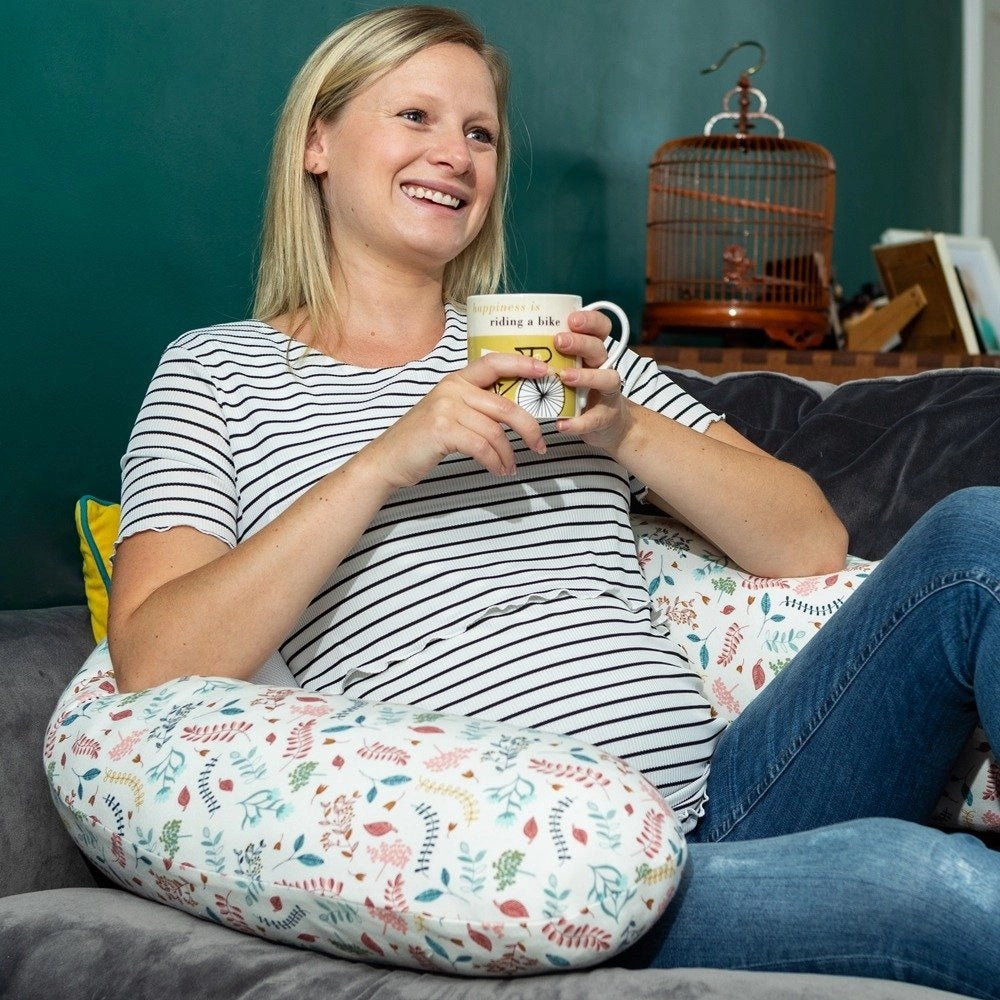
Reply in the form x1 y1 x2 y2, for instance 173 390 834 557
304 122 328 175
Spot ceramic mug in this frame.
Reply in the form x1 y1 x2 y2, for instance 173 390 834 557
466 293 630 419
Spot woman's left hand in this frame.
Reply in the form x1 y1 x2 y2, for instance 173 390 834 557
553 308 631 452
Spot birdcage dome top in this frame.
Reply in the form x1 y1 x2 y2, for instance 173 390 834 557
651 133 835 170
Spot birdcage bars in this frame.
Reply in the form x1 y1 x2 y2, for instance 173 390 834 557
645 135 835 347
643 42 836 348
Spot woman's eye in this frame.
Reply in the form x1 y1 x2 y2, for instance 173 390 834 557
399 109 426 124
467 126 496 145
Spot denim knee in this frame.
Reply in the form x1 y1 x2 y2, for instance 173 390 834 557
900 486 1000 579
842 817 1000 918
921 486 1000 541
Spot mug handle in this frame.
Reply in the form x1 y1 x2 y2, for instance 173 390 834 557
582 300 630 369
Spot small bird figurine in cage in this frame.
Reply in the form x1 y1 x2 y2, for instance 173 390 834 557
643 41 836 349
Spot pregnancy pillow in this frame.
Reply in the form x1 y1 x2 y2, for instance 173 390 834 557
45 644 685 975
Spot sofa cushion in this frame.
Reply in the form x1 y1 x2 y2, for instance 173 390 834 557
46 645 686 975
663 369 833 456
665 367 1000 560
0 606 100 897
0 887 972 1000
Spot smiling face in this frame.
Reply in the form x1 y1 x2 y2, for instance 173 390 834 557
305 42 500 284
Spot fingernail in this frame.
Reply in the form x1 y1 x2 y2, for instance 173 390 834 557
560 369 578 384
532 360 550 375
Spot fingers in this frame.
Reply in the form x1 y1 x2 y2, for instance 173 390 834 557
458 355 553 454
567 308 612 340
464 353 551 391
446 407 522 477
375 387 534 487
557 310 615 369
453 379 548 460
554 330 608 368
555 365 625 442
386 354 570 483
560 364 623 399
382 360 549 482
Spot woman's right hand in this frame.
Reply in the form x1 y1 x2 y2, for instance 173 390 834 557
363 353 552 487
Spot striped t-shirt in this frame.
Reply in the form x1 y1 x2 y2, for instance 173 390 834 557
118 305 726 828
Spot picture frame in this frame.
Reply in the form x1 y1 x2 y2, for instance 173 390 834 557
880 229 1000 353
872 233 980 353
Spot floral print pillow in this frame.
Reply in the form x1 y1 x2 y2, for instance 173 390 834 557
633 513 1000 834
45 643 686 976
634 514 879 722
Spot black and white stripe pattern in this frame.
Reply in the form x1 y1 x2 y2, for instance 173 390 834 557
119 307 725 826
341 594 725 828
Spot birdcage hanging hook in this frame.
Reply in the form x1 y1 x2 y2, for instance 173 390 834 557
701 40 784 138
700 39 766 77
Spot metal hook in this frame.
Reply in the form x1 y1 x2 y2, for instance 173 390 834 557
700 40 766 77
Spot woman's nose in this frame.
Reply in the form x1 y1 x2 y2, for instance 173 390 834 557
429 127 472 174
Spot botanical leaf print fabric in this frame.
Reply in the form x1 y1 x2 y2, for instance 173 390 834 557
634 513 1000 834
45 643 685 975
633 514 880 722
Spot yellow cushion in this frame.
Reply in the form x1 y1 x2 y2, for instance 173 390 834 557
74 496 120 642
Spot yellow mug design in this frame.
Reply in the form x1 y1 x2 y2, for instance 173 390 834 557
466 294 629 420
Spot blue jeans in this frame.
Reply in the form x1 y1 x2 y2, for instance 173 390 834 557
621 487 1000 998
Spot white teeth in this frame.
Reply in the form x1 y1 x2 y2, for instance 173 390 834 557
402 185 461 208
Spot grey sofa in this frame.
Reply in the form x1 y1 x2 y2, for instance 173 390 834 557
4 363 999 1000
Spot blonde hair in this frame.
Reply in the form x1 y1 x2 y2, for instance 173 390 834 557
253 5 510 339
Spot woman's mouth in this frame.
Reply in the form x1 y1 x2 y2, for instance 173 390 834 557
401 184 463 209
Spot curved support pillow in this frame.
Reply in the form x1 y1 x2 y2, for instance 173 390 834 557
45 644 685 975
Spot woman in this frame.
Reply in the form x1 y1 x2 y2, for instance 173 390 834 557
107 4 843 828
105 5 1000 995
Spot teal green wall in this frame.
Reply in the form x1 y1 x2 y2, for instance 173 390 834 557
4 1 961 609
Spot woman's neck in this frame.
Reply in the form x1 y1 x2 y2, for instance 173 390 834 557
275 262 450 366
332 278 447 366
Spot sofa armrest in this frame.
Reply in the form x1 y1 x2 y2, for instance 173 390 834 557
0 606 101 896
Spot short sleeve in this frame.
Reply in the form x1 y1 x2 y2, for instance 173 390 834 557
118 341 239 548
607 339 723 500
610 340 721 430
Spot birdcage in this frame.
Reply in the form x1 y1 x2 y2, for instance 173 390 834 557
643 42 836 348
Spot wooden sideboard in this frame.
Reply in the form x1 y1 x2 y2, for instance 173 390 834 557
635 346 1000 384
